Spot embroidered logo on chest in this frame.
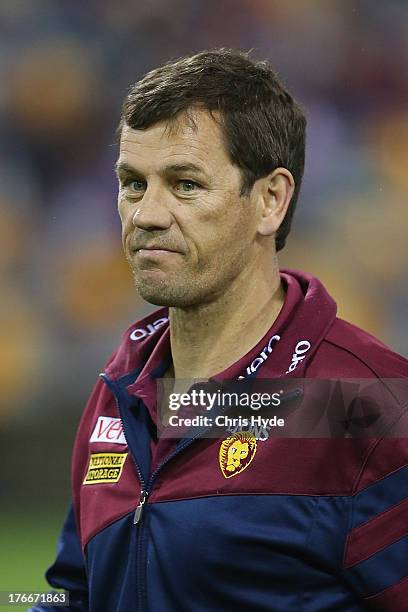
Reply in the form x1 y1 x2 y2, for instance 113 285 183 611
83 453 128 485
219 431 257 479
90 416 127 445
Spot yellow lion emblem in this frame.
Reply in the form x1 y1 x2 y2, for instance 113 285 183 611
219 431 257 479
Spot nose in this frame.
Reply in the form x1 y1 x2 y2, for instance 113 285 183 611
132 183 172 231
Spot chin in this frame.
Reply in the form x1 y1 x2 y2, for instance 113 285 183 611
138 291 197 308
131 266 221 309
134 277 196 308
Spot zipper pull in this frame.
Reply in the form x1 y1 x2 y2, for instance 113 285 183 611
133 490 148 525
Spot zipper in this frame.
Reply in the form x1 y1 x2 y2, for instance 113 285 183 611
100 373 151 612
131 421 218 610
133 489 148 524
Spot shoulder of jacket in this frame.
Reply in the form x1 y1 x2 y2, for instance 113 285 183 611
324 317 408 378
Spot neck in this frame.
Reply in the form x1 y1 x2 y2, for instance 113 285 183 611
168 257 285 380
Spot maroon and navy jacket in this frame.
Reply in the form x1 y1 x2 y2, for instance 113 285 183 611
33 269 408 611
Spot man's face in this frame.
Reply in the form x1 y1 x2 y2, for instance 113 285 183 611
116 109 261 308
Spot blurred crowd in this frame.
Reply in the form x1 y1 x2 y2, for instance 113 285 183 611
1 0 408 425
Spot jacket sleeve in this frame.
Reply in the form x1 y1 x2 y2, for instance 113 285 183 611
29 350 119 612
28 504 88 611
341 434 408 609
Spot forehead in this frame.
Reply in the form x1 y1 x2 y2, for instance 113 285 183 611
118 109 231 173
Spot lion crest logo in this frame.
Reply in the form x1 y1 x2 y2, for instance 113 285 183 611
219 431 257 479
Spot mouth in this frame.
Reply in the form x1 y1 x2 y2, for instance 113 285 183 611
131 246 182 262
134 247 179 254
136 246 177 252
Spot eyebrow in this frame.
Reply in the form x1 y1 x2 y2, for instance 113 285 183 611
114 161 138 177
114 161 207 178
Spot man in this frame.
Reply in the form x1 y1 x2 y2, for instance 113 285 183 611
33 49 408 611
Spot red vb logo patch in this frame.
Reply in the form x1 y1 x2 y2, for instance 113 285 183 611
90 416 127 445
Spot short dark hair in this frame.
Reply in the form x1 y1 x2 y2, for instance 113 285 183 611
119 49 306 251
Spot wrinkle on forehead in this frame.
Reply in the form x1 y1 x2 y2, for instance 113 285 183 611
119 108 231 176
121 109 221 147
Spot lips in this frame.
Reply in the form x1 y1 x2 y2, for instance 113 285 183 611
130 240 182 254
136 246 178 253
128 235 182 255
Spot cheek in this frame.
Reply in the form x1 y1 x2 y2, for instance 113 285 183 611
117 195 127 223
118 198 134 234
203 211 251 261
186 204 237 251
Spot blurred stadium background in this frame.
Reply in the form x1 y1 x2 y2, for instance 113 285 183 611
1 0 407 600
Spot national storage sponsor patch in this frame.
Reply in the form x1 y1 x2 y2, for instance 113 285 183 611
83 453 127 485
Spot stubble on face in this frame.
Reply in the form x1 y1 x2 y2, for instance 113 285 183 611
128 258 204 307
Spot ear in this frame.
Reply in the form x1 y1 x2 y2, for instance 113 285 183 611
256 168 295 237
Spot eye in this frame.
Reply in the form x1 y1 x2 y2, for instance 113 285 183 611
120 178 146 193
127 179 146 192
175 180 200 193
